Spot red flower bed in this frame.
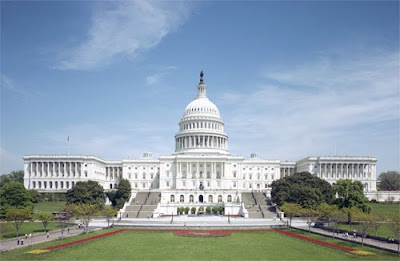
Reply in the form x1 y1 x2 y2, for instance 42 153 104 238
43 229 128 251
274 229 356 253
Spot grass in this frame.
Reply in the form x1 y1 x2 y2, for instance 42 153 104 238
33 201 66 214
334 203 400 238
1 229 398 260
0 222 71 240
0 201 69 239
370 203 400 218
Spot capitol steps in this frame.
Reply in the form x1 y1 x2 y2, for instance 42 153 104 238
242 192 277 219
124 191 161 218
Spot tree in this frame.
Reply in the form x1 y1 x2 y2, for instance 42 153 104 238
38 213 53 232
0 182 33 218
341 207 362 229
353 212 378 247
280 203 303 229
107 179 132 209
302 208 319 233
66 180 105 209
333 179 371 223
0 170 24 187
6 207 31 238
378 171 400 191
73 204 99 233
271 172 334 209
317 203 338 222
102 206 117 229
27 189 41 203
387 215 400 254
329 209 346 239
58 204 75 237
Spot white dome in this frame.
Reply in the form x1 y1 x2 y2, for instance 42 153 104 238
183 97 220 117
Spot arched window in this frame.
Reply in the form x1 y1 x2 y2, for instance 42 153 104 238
170 195 175 203
72 181 75 187
38 181 42 188
218 195 222 203
49 181 52 189
44 181 47 189
32 181 36 188
208 195 213 203
55 181 58 188
66 181 69 189
60 181 64 189
227 195 232 202
189 195 194 203
180 195 184 203
110 184 113 189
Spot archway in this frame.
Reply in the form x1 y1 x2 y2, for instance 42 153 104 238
199 195 203 203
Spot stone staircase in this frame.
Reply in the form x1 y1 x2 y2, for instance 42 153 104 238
242 192 263 218
124 191 161 218
242 192 277 219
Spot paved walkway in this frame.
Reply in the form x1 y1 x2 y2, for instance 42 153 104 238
0 226 89 252
291 219 399 254
91 216 286 228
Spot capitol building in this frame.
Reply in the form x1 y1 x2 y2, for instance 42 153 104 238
23 72 378 217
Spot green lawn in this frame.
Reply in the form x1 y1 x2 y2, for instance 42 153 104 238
370 203 400 218
0 222 70 239
1 229 397 260
334 203 400 238
33 201 66 214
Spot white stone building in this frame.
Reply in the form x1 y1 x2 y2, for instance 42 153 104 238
23 72 378 215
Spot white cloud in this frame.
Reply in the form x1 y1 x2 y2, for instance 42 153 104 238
56 1 192 70
218 52 399 165
38 121 175 160
146 66 177 85
0 73 28 96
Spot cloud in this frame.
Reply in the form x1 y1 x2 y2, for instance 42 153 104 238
146 66 177 85
38 121 175 160
218 51 399 163
56 1 192 70
0 73 28 96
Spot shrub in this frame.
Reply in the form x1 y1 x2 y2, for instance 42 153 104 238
191 207 196 214
212 206 218 214
206 206 211 214
184 207 189 214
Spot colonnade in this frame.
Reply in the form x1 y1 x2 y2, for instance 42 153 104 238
176 161 225 179
27 161 81 178
176 135 228 150
105 166 122 180
319 163 372 179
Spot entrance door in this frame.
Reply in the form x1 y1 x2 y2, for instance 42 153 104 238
199 195 204 203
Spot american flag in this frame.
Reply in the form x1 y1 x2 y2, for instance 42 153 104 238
67 136 70 142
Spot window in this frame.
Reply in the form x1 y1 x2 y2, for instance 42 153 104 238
218 195 223 203
183 181 186 187
166 182 169 187
271 175 274 180
233 172 236 178
227 195 232 202
190 195 194 202
180 195 184 203
170 195 175 202
209 195 213 203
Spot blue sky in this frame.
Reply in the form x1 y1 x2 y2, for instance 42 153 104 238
1 1 399 175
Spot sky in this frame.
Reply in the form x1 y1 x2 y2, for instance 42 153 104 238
1 1 399 175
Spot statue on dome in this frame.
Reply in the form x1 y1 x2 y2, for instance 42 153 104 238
200 70 204 83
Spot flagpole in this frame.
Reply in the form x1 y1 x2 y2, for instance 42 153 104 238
67 136 70 156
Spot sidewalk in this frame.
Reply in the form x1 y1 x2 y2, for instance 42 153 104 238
291 220 399 254
0 226 87 252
